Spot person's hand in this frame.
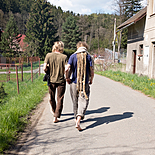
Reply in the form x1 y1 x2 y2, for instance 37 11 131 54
89 79 93 85
66 78 72 84
44 68 48 73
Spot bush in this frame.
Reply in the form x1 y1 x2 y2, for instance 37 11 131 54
0 83 7 103
64 48 75 58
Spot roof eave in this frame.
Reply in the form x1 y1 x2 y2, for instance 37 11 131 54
116 22 135 33
117 6 147 30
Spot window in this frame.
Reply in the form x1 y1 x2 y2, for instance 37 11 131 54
150 0 155 16
139 44 143 55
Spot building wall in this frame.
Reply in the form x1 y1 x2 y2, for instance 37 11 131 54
126 41 144 74
144 0 155 78
126 18 145 75
124 0 155 79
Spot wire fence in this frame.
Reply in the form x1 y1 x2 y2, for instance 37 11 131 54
94 57 126 72
0 57 41 94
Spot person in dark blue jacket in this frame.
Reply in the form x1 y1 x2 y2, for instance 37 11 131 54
65 41 94 131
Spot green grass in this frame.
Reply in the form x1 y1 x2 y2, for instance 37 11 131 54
0 74 48 153
0 73 39 83
95 70 155 98
0 73 32 82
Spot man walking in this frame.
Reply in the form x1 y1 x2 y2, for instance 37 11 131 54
65 41 94 131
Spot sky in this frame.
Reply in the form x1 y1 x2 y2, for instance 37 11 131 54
48 0 147 15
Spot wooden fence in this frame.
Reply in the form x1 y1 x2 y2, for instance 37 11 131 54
0 58 40 94
1 56 40 64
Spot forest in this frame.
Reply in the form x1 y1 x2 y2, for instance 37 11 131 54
0 0 143 59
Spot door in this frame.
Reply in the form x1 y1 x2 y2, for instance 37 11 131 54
133 50 136 74
153 45 155 78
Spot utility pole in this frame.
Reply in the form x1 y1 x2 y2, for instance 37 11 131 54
117 30 122 63
113 18 116 63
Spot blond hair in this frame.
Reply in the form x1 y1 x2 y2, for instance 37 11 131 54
52 41 64 53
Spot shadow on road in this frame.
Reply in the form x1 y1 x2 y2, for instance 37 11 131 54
82 112 134 131
59 116 75 122
85 107 110 115
61 107 110 122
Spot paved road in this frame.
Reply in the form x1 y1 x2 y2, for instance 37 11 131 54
17 74 155 155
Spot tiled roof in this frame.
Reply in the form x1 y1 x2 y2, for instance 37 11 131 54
19 34 26 48
117 6 147 29
17 34 28 51
0 31 28 52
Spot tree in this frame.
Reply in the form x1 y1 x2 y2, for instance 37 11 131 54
25 0 58 59
19 0 34 13
96 14 103 54
0 0 20 13
77 15 90 41
0 10 6 31
122 0 142 49
0 12 22 57
61 15 80 50
113 0 126 24
50 5 64 40
114 0 142 20
114 0 142 50
123 0 142 19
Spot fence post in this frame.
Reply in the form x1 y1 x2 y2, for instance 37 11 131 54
31 61 33 82
39 58 40 76
21 64 23 81
6 64 8 82
16 65 19 94
9 65 11 81
8 65 10 81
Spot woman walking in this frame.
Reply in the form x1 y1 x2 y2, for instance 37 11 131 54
44 41 68 123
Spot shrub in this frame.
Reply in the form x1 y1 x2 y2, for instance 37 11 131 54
0 83 7 103
64 48 75 58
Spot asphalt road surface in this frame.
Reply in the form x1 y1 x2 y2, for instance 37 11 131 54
17 74 155 155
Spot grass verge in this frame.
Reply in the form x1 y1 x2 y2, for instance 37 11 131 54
0 74 48 153
95 70 155 99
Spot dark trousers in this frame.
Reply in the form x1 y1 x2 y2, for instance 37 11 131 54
48 82 66 118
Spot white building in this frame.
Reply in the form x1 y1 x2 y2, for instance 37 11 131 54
117 0 155 79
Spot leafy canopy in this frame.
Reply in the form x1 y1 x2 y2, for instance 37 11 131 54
0 12 22 57
25 0 58 59
62 15 81 50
